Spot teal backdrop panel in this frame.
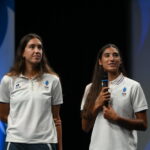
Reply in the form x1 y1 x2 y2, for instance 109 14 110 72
131 0 150 150
0 0 14 150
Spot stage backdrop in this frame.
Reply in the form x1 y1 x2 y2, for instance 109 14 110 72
0 0 14 150
131 0 150 150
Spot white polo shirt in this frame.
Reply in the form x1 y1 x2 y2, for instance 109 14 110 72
81 73 148 150
0 73 63 144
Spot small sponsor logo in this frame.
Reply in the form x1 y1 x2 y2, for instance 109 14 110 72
15 83 21 89
44 80 49 88
122 87 127 96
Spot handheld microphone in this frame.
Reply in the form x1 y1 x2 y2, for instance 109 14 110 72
101 72 108 87
101 72 109 107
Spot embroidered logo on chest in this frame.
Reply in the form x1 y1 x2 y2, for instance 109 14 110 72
43 80 49 88
122 87 127 96
15 83 21 89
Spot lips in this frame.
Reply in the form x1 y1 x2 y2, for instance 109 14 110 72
108 63 116 66
33 55 41 59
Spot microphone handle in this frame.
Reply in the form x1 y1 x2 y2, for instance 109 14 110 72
101 79 109 107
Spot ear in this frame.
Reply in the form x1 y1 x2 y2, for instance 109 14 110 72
99 59 102 66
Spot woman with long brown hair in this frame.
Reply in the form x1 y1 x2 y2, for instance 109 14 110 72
0 33 63 150
81 44 148 150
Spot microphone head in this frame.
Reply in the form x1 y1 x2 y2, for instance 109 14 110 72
101 72 108 87
101 72 110 107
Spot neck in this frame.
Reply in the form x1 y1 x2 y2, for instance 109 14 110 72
108 72 121 81
23 64 38 79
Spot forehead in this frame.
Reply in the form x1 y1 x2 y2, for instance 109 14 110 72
103 47 119 54
27 38 42 45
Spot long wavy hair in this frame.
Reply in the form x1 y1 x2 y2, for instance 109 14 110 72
82 43 126 120
8 33 56 77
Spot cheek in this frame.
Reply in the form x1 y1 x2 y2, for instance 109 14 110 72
117 59 122 65
40 52 43 59
22 51 26 57
22 49 30 57
22 52 27 58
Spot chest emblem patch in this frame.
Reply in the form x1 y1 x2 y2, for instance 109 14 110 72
15 83 21 89
44 80 49 88
122 87 127 96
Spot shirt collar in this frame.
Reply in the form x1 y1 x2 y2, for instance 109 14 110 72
19 73 38 80
19 74 26 78
109 73 124 85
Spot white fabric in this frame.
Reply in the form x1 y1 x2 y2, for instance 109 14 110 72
47 144 52 150
81 74 148 150
6 142 11 150
0 73 63 143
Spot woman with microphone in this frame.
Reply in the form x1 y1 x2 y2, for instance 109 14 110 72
81 43 148 150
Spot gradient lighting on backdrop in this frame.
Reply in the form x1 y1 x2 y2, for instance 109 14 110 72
0 0 14 150
131 0 150 150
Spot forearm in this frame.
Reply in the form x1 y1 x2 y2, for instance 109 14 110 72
52 105 62 150
92 103 103 118
103 107 147 131
82 117 95 132
0 115 8 123
82 101 103 120
81 105 101 132
81 88 111 133
116 116 147 131
0 103 9 123
55 119 62 150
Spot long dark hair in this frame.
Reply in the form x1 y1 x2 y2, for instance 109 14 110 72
8 33 56 77
82 43 126 120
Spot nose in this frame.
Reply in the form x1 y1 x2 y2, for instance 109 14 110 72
34 46 40 53
109 54 114 61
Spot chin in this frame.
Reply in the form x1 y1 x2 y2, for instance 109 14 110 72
33 59 42 63
32 60 41 64
106 68 119 73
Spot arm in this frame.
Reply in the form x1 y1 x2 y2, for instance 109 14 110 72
103 106 147 131
52 105 62 150
82 87 110 132
0 102 9 123
81 113 95 133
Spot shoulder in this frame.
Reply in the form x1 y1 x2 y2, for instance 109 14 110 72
42 73 61 85
124 77 140 86
123 76 142 90
85 83 92 89
42 73 60 81
1 75 13 83
0 75 14 91
84 83 92 93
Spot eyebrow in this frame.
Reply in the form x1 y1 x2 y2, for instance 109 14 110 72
103 52 119 54
28 43 42 47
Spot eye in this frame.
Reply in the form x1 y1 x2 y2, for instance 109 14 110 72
37 44 42 50
103 53 110 57
29 44 35 49
113 53 119 57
